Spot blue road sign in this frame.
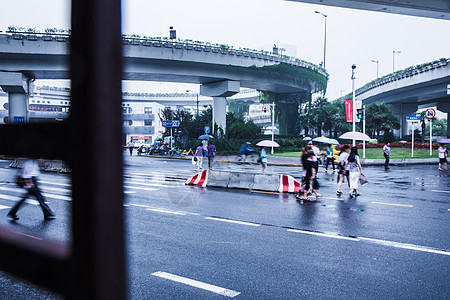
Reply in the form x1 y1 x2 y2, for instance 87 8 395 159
162 120 180 127
13 116 25 123
406 116 420 122
204 126 210 133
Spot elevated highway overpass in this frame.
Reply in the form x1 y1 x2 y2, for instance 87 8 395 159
344 58 450 137
288 0 450 20
0 32 327 134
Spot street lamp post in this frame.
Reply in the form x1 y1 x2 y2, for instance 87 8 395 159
186 89 199 117
351 64 356 146
371 59 379 78
315 11 328 69
393 50 401 73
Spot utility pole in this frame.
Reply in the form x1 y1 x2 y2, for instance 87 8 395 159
351 64 356 146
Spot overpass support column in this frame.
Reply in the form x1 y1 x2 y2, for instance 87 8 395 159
200 80 240 136
0 72 30 124
393 103 418 138
437 102 450 138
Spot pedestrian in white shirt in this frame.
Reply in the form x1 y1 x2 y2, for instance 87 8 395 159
345 146 363 198
438 144 448 171
7 159 55 220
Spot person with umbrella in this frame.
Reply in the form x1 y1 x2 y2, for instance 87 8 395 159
255 140 280 173
259 146 268 173
324 144 336 172
344 146 363 197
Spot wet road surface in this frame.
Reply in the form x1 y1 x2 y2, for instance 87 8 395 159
0 155 448 299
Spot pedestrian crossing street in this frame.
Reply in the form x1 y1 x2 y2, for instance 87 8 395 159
0 169 194 211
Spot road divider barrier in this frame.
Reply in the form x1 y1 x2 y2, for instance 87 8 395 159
278 174 301 193
184 169 208 187
185 170 300 193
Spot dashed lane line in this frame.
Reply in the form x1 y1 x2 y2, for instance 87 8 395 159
359 237 450 256
151 271 241 298
0 204 10 210
128 203 450 256
0 186 72 202
205 217 261 227
0 193 42 206
371 201 413 208
146 208 186 215
128 203 199 216
124 180 179 189
40 180 71 187
432 190 450 194
287 229 359 241
125 185 159 192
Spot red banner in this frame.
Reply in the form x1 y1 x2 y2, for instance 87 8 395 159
345 100 353 122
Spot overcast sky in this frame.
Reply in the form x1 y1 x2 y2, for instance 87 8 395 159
1 0 449 100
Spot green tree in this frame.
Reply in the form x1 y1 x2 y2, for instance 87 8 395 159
226 112 261 140
425 118 447 136
365 102 400 138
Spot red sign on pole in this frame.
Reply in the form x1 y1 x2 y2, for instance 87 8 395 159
345 100 353 122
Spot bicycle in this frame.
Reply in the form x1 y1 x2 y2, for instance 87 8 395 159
181 148 194 157
236 152 259 164
168 147 183 157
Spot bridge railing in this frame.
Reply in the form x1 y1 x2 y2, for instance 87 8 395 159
336 58 449 101
1 30 327 76
120 35 328 76
355 58 449 96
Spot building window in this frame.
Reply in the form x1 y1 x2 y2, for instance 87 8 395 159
144 120 152 126
122 107 132 114
144 107 152 114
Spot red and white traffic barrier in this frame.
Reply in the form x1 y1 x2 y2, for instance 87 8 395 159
278 174 301 193
185 169 208 187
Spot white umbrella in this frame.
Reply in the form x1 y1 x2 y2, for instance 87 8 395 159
256 140 280 147
339 131 371 141
303 137 312 141
312 136 339 144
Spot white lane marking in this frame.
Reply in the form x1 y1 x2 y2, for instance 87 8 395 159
125 185 159 192
124 180 178 189
41 186 72 194
431 190 450 194
40 180 71 187
124 191 137 194
0 186 71 201
42 193 72 201
0 204 10 209
359 237 450 256
0 193 39 205
129 171 191 177
287 229 359 241
128 203 150 208
16 232 43 240
205 217 260 227
152 271 241 298
146 208 186 215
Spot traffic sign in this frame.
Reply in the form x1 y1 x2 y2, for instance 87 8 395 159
204 126 210 134
406 116 420 122
162 120 180 127
424 108 436 120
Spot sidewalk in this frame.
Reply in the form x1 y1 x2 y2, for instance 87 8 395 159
216 155 439 167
